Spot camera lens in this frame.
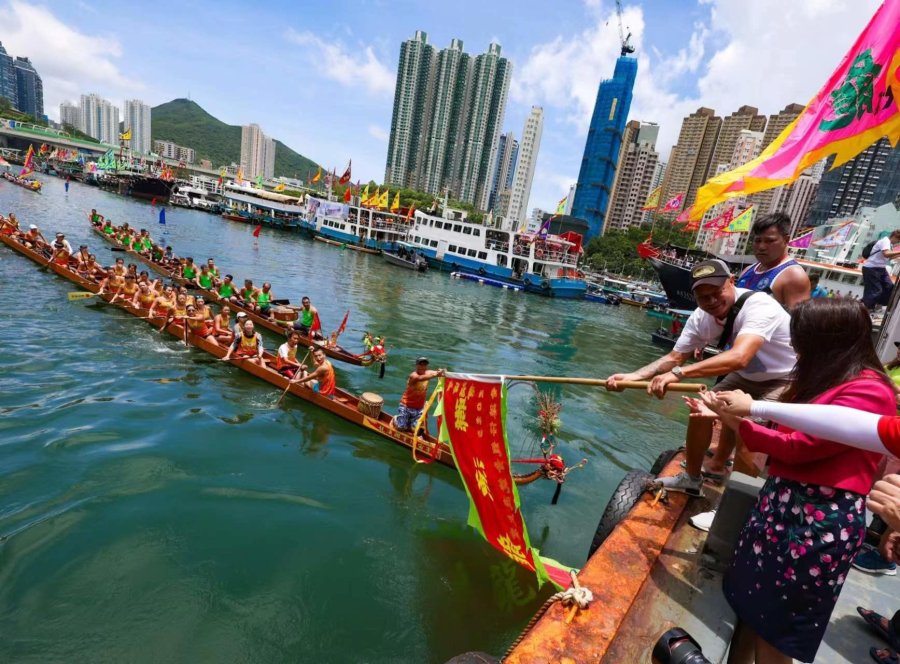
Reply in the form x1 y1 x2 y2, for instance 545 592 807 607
652 628 712 664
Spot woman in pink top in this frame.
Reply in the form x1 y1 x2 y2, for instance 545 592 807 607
687 298 896 664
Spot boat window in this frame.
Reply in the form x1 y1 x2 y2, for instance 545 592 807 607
449 245 457 253
473 229 480 237
435 221 443 229
478 251 487 260
454 225 462 233
431 240 438 247
463 227 472 235
467 249 477 257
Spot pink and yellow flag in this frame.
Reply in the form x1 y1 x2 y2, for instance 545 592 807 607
691 1 900 221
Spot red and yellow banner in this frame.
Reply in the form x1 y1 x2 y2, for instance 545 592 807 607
439 374 571 588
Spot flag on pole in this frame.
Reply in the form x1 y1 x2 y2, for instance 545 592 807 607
336 310 350 337
376 189 389 208
675 205 695 223
555 195 567 215
274 183 286 192
360 183 370 205
390 192 400 212
339 160 351 184
788 230 815 249
690 1 900 222
311 166 322 184
813 220 856 247
252 224 262 238
438 374 572 589
20 145 34 176
159 208 166 225
641 186 662 211
343 186 352 203
722 207 754 233
702 206 735 231
659 192 685 213
405 205 416 221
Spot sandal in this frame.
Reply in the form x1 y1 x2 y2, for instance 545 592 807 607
681 458 733 470
701 468 730 482
859 608 900 650
870 647 899 664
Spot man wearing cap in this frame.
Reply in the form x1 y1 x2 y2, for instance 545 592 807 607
393 358 446 432
21 224 47 249
46 233 73 266
233 311 249 339
607 259 796 497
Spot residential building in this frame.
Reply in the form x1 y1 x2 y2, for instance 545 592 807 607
80 93 119 144
748 103 805 214
707 105 766 180
660 107 722 212
384 32 511 207
123 99 151 154
240 123 276 179
605 120 660 233
807 139 900 226
506 106 543 228
0 42 18 109
769 174 819 236
571 54 639 238
59 101 81 130
487 132 518 213
154 139 196 164
13 57 43 119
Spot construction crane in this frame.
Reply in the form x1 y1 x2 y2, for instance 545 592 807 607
615 0 635 56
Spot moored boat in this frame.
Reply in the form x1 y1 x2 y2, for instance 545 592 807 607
382 242 428 271
1 170 41 192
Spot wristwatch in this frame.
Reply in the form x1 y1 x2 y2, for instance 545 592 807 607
670 366 685 380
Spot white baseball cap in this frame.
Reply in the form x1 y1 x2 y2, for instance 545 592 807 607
29 224 37 229
236 312 248 318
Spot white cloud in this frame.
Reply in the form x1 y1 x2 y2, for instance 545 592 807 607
0 0 141 119
284 28 394 96
511 0 881 210
367 124 388 142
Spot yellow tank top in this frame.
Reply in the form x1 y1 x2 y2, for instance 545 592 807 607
240 333 259 351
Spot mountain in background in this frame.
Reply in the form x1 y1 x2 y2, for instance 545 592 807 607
151 98 319 179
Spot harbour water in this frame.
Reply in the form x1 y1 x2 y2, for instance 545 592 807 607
0 176 691 662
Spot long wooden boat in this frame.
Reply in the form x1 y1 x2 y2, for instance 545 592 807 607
2 171 42 192
315 236 381 255
90 224 372 367
0 231 453 466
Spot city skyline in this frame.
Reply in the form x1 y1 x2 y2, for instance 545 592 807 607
0 0 883 212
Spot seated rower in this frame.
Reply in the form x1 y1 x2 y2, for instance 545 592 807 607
21 224 47 250
113 257 127 277
222 319 266 367
232 311 249 338
163 246 175 264
213 304 235 345
393 357 445 432
80 253 102 279
48 232 73 266
291 296 324 340
148 286 176 318
71 245 90 269
159 292 189 333
136 229 153 254
126 263 139 279
0 212 20 236
90 209 105 227
176 285 196 307
194 296 212 322
133 281 156 310
101 219 116 235
274 332 304 378
150 244 165 263
111 274 139 304
184 304 219 346
257 282 274 317
195 264 215 291
290 347 335 398
181 257 198 282
98 266 125 295
239 279 259 312
206 258 221 286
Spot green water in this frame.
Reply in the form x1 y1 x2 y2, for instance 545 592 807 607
0 176 690 663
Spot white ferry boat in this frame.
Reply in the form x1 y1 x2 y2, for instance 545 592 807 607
404 208 588 298
221 182 306 229
303 197 411 251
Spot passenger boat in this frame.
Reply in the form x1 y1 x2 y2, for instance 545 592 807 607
306 196 410 252
171 181 222 212
221 182 305 229
0 230 453 466
90 225 374 367
382 242 428 271
405 208 588 298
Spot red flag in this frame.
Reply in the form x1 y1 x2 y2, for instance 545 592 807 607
252 224 262 238
660 193 684 213
405 205 416 221
343 186 351 203
336 310 349 336
339 160 351 185
151 197 157 206
636 233 660 259
311 311 322 332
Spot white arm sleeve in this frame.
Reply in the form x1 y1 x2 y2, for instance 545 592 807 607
750 401 886 453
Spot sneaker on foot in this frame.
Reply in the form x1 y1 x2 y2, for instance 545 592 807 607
690 509 717 532
656 471 703 497
853 545 898 576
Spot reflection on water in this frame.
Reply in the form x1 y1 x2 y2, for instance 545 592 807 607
0 176 691 662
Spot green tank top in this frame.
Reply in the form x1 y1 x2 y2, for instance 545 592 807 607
152 248 163 261
199 273 213 288
219 283 235 297
183 265 197 279
257 291 271 306
241 288 255 301
302 308 314 327
103 226 114 235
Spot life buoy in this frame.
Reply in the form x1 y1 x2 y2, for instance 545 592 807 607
478 267 487 276
588 469 654 558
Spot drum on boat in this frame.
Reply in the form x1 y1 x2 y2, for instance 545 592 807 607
270 305 298 322
358 392 384 418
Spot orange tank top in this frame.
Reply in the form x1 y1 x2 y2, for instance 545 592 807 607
400 377 428 409
318 362 336 397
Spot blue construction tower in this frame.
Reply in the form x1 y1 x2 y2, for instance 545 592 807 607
571 55 638 239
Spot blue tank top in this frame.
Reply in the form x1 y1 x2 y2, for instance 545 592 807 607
736 258 799 294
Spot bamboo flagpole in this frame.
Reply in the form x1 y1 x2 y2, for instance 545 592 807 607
467 374 706 393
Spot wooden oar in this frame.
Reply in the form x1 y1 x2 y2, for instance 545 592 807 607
275 348 312 407
107 246 127 252
500 375 707 392
68 291 98 300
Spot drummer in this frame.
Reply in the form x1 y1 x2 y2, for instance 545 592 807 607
393 357 445 432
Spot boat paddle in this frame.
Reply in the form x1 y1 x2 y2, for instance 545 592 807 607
68 291 99 300
275 348 312 407
107 246 127 252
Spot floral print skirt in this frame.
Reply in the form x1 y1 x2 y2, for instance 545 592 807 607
723 476 866 663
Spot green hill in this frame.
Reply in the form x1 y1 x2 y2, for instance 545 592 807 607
151 98 319 178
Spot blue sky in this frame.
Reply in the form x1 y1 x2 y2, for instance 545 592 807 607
0 0 881 211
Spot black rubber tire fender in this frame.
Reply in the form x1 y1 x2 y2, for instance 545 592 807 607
649 448 681 476
588 469 654 558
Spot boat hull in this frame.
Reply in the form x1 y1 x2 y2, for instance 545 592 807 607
383 252 427 271
648 258 697 310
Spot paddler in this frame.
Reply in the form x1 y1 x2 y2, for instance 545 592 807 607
0 212 19 235
111 274 139 304
163 246 175 265
257 282 274 317
206 258 221 286
218 274 238 304
79 253 102 278
194 295 213 322
113 256 127 277
184 303 219 346
213 304 235 345
273 331 303 378
71 244 90 269
148 286 176 318
133 281 157 309
290 347 335 398
101 219 115 235
136 229 153 254
21 223 47 250
232 311 249 338
90 209 105 226
392 358 445 431
239 279 260 312
98 266 124 295
181 257 198 282
222 319 266 367
47 232 73 266
291 296 323 339
195 264 215 291
160 292 190 332
151 244 165 263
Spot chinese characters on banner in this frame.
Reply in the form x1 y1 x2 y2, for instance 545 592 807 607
439 374 571 588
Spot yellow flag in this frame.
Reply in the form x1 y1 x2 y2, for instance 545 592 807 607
311 166 322 183
641 186 661 211
724 206 754 233
390 192 400 212
236 169 244 183
377 189 389 208
119 129 132 141
360 183 370 204
555 195 567 215
274 183 286 192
